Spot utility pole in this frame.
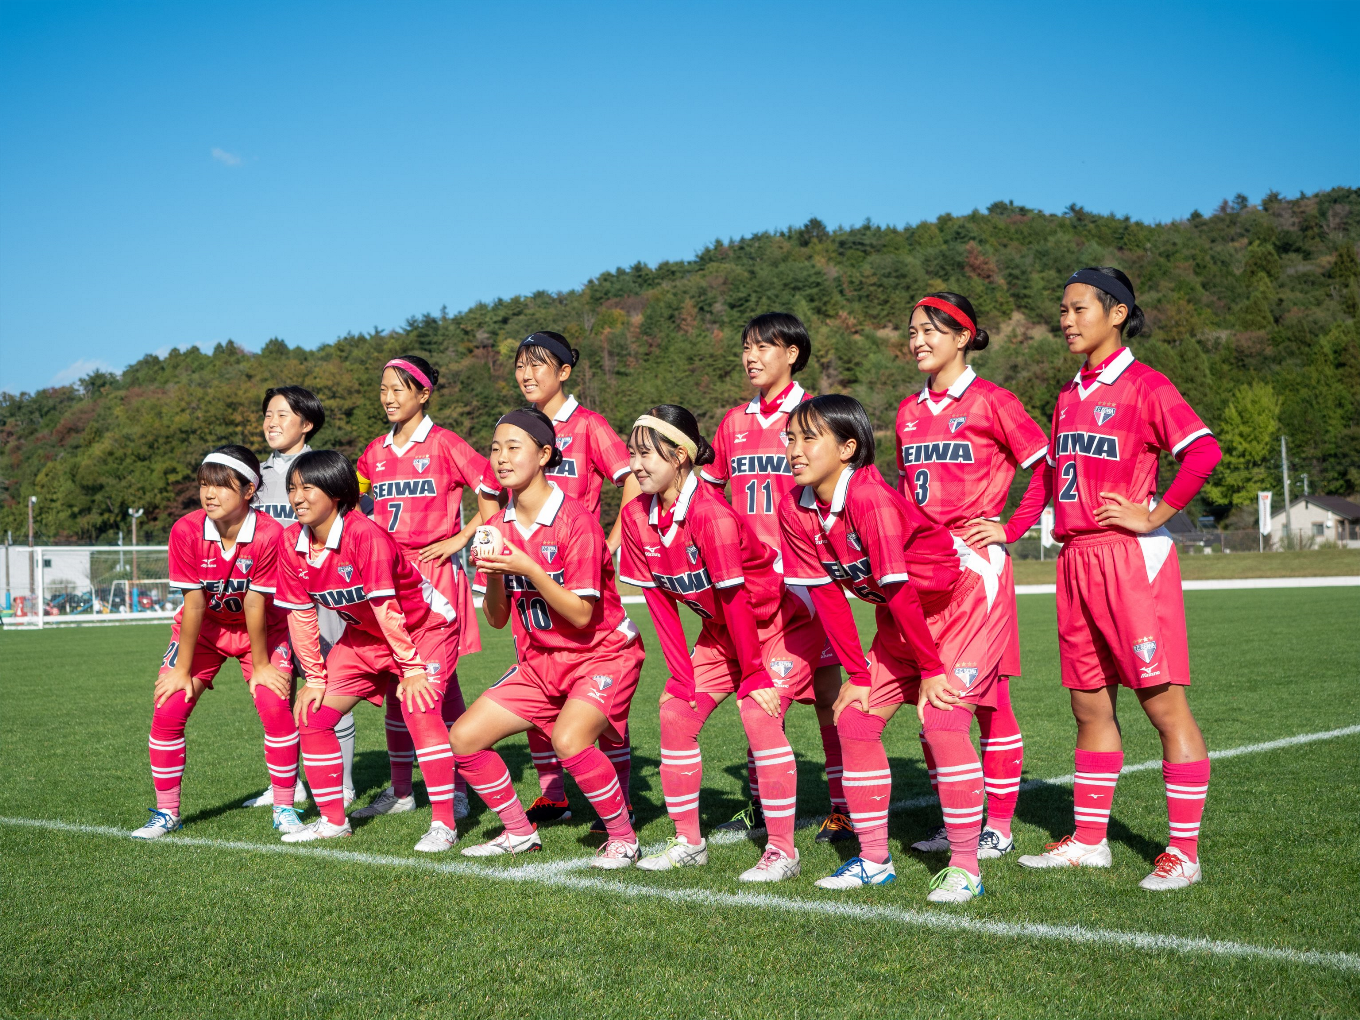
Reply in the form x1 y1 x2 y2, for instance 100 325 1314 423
1302 473 1309 497
128 508 144 611
4 530 10 610
1281 436 1292 549
27 496 36 600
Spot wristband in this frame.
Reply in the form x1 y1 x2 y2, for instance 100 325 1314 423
305 679 327 690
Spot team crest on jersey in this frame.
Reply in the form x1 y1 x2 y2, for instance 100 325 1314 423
338 564 354 582
411 456 430 474
541 545 558 563
556 436 572 451
948 415 967 434
1094 405 1117 426
592 674 614 691
235 557 253 573
769 659 794 679
1133 638 1158 663
425 660 442 677
686 544 700 565
846 532 862 551
953 665 980 688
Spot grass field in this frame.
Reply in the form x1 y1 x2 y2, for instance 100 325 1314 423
1010 548 1360 585
2 588 1359 1019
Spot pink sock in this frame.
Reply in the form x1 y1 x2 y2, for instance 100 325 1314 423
740 697 797 856
441 673 468 798
658 694 717 844
746 746 762 809
1163 758 1210 862
453 749 535 836
918 728 939 796
384 696 415 799
561 746 634 842
149 690 195 815
526 727 567 801
300 705 346 825
253 685 299 808
819 723 847 812
838 706 891 864
599 725 632 806
923 703 983 876
977 681 1023 837
397 682 457 828
1073 748 1123 844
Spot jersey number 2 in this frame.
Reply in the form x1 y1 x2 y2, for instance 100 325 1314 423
1058 462 1079 502
745 479 774 515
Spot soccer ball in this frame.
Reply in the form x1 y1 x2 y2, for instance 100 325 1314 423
470 525 506 561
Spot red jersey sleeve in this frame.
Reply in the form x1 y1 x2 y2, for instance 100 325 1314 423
699 410 734 485
851 486 915 587
691 504 746 588
477 460 503 497
1144 374 1213 457
587 415 632 485
353 520 399 600
993 390 1050 470
274 532 312 611
777 492 830 586
442 431 490 491
167 518 201 590
561 510 606 597
248 521 281 595
617 503 654 588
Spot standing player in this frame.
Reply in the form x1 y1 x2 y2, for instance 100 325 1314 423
779 396 1001 903
699 313 849 844
619 405 825 882
450 408 645 867
275 450 463 852
1016 268 1220 891
354 355 484 822
475 332 642 830
243 384 354 810
131 447 304 839
894 293 1050 861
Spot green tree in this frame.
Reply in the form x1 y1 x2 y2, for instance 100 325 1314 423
1202 382 1282 510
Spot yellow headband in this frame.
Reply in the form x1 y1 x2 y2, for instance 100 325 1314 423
632 415 698 461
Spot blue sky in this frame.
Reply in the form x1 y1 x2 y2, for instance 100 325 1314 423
1 0 1357 395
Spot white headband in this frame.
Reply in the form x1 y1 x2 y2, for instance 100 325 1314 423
633 415 698 461
202 452 259 488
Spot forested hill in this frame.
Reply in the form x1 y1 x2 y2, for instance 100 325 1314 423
4 187 1359 544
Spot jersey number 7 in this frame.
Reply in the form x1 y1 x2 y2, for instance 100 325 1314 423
387 501 403 532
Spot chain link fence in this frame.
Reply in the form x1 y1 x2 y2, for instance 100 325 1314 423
3 546 182 628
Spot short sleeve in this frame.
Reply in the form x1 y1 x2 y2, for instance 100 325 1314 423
617 505 654 588
355 444 373 494
850 486 915 586
1145 375 1212 456
691 505 746 588
588 415 632 484
355 523 400 600
274 538 313 611
561 511 605 597
992 390 1050 469
699 411 732 485
247 522 280 594
443 432 490 490
477 460 503 497
777 493 830 586
167 519 201 590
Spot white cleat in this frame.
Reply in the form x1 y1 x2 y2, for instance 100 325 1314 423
1018 834 1112 869
130 809 181 840
739 845 801 883
814 855 896 889
280 817 352 843
1140 847 1202 891
910 825 950 852
351 787 416 819
591 838 641 870
414 821 459 853
343 787 356 809
977 827 1015 859
453 791 470 820
272 806 307 834
243 778 308 808
926 865 984 903
637 836 709 871
460 828 542 857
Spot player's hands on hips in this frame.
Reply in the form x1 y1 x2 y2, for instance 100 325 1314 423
154 669 198 709
473 540 537 578
917 672 964 723
397 671 437 713
418 536 466 563
1094 492 1156 533
745 686 781 718
832 679 870 724
960 517 1006 548
249 661 292 701
294 685 326 725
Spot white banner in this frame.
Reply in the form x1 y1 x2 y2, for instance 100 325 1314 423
1041 506 1056 548
1257 491 1273 535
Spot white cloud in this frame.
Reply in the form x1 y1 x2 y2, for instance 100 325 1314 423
211 147 242 166
49 358 114 387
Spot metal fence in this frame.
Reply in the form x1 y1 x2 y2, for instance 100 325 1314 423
2 546 181 629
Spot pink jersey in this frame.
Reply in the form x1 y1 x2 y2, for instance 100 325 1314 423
273 511 452 639
167 509 287 626
471 483 635 654
700 382 808 558
1047 348 1211 543
895 367 1049 530
619 473 783 625
356 416 488 550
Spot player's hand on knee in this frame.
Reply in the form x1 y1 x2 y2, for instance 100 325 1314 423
295 685 326 725
746 686 781 719
917 673 963 723
154 670 196 709
249 663 291 701
832 680 870 724
398 671 436 713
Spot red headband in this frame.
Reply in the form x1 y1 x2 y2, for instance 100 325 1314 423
914 297 977 337
385 358 432 390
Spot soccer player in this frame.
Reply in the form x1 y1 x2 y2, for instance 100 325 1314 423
451 408 645 867
619 405 825 882
894 293 1050 861
131 446 304 839
244 384 354 810
274 450 463 852
1015 268 1220 891
699 313 849 844
354 355 486 823
475 332 642 830
779 395 998 903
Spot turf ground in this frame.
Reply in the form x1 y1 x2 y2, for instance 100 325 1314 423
2 588 1358 1019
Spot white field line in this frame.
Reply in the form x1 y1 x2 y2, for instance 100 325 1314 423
2 815 1357 974
1015 575 1360 596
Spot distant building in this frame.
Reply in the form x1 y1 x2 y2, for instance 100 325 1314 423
1269 495 1360 548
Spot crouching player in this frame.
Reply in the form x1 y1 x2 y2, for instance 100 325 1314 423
620 405 826 882
1016 268 1220 891
780 396 1003 903
274 451 463 853
450 408 645 867
132 447 303 839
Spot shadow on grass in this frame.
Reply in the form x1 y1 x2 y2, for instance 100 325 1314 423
1012 776 1165 865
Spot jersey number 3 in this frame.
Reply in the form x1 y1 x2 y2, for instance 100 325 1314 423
912 468 930 506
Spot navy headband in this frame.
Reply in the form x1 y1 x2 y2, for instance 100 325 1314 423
518 332 576 368
1066 269 1136 310
496 409 556 451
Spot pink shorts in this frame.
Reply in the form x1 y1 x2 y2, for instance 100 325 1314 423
325 620 461 705
403 550 480 658
160 614 291 687
1057 531 1190 691
997 551 1022 678
691 593 826 704
482 630 644 743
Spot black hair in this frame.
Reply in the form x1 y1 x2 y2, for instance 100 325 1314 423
288 450 361 514
516 330 580 372
628 404 716 468
261 385 326 436
741 312 812 374
1073 267 1145 339
914 292 990 352
197 444 261 493
385 354 440 391
787 395 876 470
495 406 563 470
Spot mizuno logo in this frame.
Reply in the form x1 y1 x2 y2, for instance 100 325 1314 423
901 441 975 465
902 420 918 431
371 479 438 499
735 432 749 443
1055 431 1120 460
644 545 660 556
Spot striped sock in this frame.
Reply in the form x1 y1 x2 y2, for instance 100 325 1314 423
1164 758 1210 862
561 747 633 843
1073 748 1123 845
923 704 984 876
401 686 456 828
384 697 415 799
977 683 1023 837
838 706 891 865
440 675 468 797
252 684 299 807
918 729 940 797
658 695 716 844
334 711 356 794
148 691 194 815
299 706 346 825
741 697 797 857
526 727 567 802
453 749 534 837
819 723 847 812
599 726 633 807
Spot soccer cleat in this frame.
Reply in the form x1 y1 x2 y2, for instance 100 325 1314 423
1139 847 1202 891
927 865 984 903
977 827 1015 859
739 846 801 883
813 855 896 890
1017 834 1112 869
242 778 308 808
272 805 306 834
414 821 459 853
343 787 356 809
453 791 470 821
460 828 542 857
589 804 637 836
525 796 572 824
590 838 641 870
281 817 352 843
637 836 709 871
714 802 766 836
130 808 181 840
351 787 416 819
814 808 856 844
910 825 950 853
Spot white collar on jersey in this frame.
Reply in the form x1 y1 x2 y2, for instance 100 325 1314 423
798 467 854 528
744 381 805 416
552 395 580 423
1073 347 1136 398
504 481 566 526
203 508 259 545
917 365 977 408
648 470 699 526
295 511 346 553
383 414 435 453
